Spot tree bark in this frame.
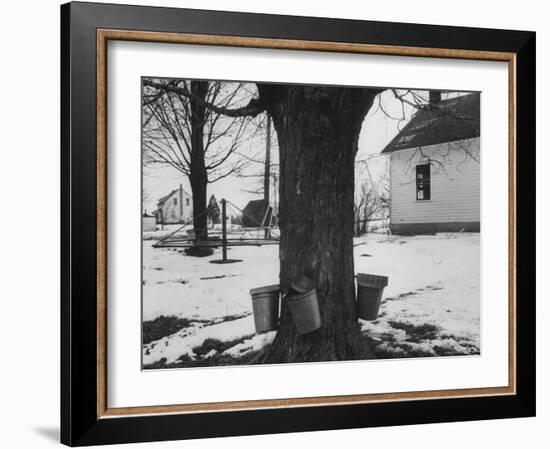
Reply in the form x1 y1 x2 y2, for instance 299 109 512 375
258 85 381 363
189 81 209 241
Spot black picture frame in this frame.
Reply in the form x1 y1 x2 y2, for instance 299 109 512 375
61 1 535 446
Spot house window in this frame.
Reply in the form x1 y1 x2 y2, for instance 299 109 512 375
416 163 431 200
173 198 177 205
186 198 190 206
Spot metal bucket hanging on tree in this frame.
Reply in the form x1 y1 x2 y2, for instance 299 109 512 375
250 285 280 333
356 273 389 321
250 285 280 334
286 276 322 334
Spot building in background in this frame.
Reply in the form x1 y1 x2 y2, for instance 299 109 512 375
241 199 279 228
156 184 193 224
381 92 480 235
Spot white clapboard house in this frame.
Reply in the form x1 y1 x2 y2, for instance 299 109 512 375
156 184 193 224
381 92 480 235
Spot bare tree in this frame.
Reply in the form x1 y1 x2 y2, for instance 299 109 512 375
235 114 279 198
156 209 166 231
378 168 391 217
142 79 255 240
354 179 384 236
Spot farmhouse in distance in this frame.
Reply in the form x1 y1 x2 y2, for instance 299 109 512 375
155 184 193 224
381 91 480 235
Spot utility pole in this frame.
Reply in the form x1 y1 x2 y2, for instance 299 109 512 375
263 116 271 239
210 198 242 264
221 198 227 261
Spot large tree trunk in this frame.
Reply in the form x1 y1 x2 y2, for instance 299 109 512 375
259 85 380 363
189 81 209 241
189 166 207 240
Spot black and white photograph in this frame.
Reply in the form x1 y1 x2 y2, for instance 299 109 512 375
141 78 481 369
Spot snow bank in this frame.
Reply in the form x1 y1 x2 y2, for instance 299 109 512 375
223 332 276 358
143 315 256 365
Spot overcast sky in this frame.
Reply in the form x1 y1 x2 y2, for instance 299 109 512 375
142 88 436 214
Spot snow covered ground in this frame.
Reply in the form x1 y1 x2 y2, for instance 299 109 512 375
356 233 480 358
142 230 480 368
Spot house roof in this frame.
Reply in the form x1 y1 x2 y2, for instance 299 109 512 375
244 199 265 209
157 189 178 205
380 92 480 154
242 199 268 227
157 186 191 206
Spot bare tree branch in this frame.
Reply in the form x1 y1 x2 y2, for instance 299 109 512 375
143 79 266 117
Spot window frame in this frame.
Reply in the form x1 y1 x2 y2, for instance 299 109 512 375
415 162 431 201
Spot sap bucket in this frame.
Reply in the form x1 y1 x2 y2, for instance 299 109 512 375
250 284 280 333
356 273 389 321
286 277 322 334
